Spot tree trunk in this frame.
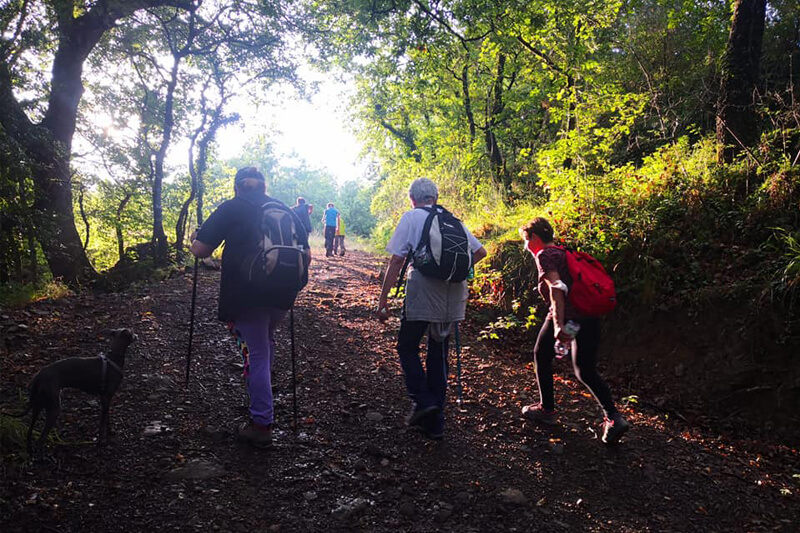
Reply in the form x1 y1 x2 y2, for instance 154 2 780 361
0 216 12 283
29 155 96 284
151 54 181 266
485 53 506 186
197 168 205 226
0 40 99 285
78 183 90 251
716 0 767 163
1 1 196 286
461 65 476 143
175 142 199 259
152 4 201 265
116 193 132 262
11 226 23 280
18 175 38 283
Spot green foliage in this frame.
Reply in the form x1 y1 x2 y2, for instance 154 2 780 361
0 280 73 308
335 180 378 237
478 314 524 341
0 0 797 320
772 228 800 288
0 413 32 461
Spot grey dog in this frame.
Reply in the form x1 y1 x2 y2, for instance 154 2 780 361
25 328 137 455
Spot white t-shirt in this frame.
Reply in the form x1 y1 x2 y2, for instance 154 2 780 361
386 206 483 258
386 206 483 323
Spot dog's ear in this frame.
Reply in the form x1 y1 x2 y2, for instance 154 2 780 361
122 329 138 343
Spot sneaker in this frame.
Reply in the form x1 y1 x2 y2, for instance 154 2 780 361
236 420 273 448
406 404 440 428
601 413 630 444
521 404 558 425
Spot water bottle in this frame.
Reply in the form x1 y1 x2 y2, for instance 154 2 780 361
554 320 581 359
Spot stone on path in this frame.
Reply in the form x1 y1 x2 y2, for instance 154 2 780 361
499 488 527 505
166 460 226 481
332 497 372 520
365 412 383 422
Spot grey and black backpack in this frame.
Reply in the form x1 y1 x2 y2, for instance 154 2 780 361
241 200 309 293
412 205 472 282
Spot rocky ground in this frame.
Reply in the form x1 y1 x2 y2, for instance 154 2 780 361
1 249 799 532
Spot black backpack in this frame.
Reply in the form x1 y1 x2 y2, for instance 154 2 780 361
241 200 310 293
412 205 472 282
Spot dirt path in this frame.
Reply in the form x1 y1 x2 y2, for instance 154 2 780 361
2 250 799 532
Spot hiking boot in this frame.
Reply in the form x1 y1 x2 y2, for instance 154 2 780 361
601 413 630 444
406 404 440 428
521 404 558 425
423 412 445 440
236 420 273 448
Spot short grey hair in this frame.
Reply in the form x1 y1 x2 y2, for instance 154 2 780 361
408 178 438 204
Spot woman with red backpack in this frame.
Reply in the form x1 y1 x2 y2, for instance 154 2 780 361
519 217 630 444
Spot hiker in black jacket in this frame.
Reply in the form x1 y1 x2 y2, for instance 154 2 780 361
190 167 310 447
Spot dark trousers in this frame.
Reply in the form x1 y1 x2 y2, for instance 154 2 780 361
534 317 617 418
333 235 345 255
324 226 336 255
396 320 449 410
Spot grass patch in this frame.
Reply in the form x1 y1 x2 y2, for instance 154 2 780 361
0 414 30 461
0 280 73 308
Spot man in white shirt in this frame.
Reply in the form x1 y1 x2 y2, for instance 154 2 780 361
377 178 487 439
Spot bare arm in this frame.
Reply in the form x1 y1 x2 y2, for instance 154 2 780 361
543 270 572 342
189 239 214 259
473 246 487 264
189 229 213 258
377 254 407 322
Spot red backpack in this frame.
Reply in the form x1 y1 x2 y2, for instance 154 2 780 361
558 246 617 317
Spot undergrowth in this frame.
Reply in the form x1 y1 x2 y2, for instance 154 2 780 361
469 136 800 339
0 280 73 309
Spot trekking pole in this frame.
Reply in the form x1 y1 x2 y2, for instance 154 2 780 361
392 250 413 298
185 255 199 387
455 322 464 408
290 307 298 434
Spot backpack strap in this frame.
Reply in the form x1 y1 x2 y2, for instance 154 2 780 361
393 205 439 296
417 206 439 254
258 201 284 244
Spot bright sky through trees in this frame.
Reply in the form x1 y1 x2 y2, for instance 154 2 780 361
214 72 369 185
77 64 368 187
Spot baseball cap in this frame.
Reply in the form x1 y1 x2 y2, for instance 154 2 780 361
234 167 265 184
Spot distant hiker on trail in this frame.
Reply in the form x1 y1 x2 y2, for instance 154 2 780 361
322 202 339 257
333 215 346 257
190 167 311 448
519 217 629 444
377 178 487 440
292 197 314 234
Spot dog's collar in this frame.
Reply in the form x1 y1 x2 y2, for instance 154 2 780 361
98 354 123 392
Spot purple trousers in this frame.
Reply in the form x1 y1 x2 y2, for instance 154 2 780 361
233 307 288 426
